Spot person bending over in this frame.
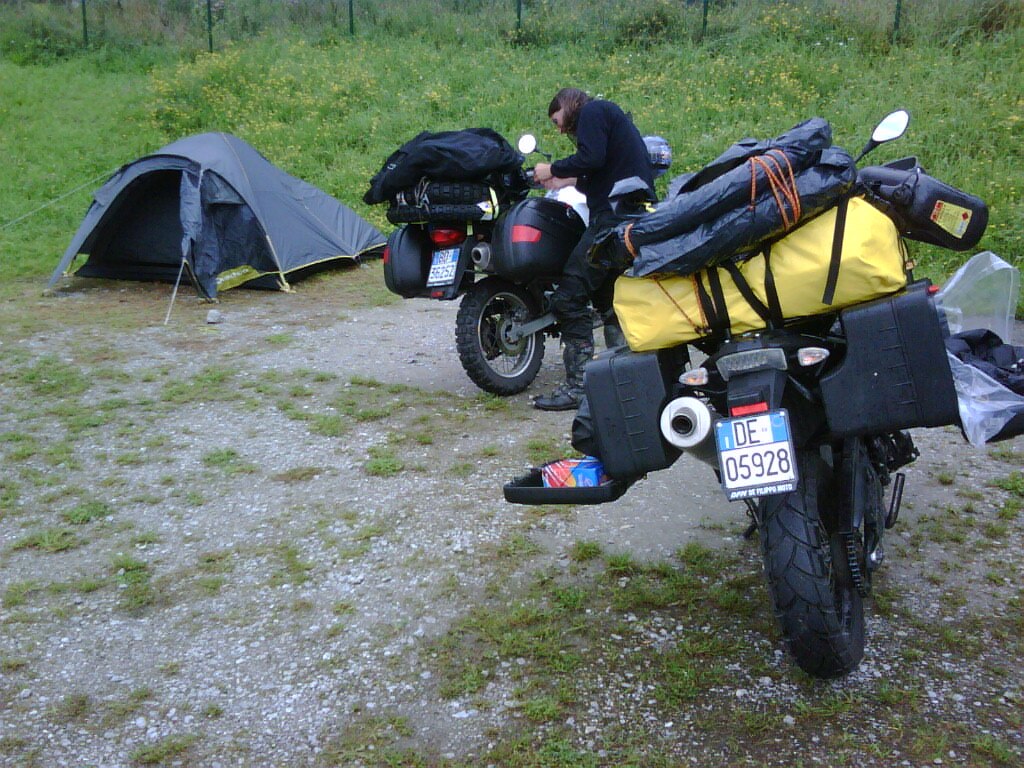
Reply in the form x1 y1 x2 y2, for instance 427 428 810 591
531 87 654 411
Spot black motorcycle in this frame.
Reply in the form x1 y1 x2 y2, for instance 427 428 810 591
381 133 670 395
507 111 1001 678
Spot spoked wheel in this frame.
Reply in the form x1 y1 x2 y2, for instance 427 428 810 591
455 278 545 395
757 449 865 678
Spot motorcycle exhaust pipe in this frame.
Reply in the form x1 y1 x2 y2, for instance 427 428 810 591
470 242 492 271
660 396 720 468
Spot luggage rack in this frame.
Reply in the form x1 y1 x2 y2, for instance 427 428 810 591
503 468 632 505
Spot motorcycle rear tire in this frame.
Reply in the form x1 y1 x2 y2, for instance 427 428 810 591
758 449 865 678
455 278 545 396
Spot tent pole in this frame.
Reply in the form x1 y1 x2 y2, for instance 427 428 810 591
164 258 188 325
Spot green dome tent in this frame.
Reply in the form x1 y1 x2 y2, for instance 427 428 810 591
48 133 385 298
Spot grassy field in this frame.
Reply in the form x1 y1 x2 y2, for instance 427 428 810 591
1 2 1022 309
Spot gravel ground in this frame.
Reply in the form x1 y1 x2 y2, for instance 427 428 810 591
0 268 1021 767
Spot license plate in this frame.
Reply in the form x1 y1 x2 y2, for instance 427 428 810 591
714 409 798 501
426 247 460 287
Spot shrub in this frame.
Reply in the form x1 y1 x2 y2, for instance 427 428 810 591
0 4 81 65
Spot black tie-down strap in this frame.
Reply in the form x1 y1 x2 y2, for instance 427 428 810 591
693 198 852 338
695 267 730 338
821 196 850 306
695 250 787 339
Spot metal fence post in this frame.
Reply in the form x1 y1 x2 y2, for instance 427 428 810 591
701 0 709 41
206 0 214 52
517 0 522 30
350 0 355 35
81 0 89 47
892 0 903 44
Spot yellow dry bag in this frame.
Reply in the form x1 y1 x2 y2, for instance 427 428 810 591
614 197 908 352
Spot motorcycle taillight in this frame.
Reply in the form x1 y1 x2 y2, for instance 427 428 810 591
729 402 769 417
429 227 466 248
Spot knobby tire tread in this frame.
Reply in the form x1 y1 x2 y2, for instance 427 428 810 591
758 450 864 678
455 278 545 396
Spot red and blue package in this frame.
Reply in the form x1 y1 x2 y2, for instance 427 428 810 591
540 456 609 488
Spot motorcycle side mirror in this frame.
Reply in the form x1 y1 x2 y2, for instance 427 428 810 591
517 133 552 163
517 134 538 155
873 109 910 143
855 109 910 162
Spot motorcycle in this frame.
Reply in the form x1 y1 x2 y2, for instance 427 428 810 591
382 133 671 395
506 111 1000 678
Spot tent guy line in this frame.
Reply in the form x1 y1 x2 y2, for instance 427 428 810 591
1 169 117 231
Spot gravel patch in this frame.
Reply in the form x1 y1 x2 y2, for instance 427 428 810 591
1 270 1021 766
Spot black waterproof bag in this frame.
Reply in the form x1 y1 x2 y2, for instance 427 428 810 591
858 157 988 251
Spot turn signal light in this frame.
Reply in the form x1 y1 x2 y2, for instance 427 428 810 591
797 347 830 366
680 368 709 386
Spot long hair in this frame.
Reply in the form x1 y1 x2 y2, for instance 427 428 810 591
548 88 592 136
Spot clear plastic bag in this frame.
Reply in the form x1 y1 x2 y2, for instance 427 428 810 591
937 251 1019 344
947 351 1024 445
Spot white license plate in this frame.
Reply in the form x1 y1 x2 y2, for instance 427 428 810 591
426 247 460 287
714 409 798 501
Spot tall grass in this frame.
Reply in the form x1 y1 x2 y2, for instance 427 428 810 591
2 0 1021 61
1 2 1021 310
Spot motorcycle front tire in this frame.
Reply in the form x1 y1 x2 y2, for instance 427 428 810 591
455 277 545 396
757 449 865 678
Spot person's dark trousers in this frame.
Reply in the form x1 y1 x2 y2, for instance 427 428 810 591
549 209 621 343
534 210 623 411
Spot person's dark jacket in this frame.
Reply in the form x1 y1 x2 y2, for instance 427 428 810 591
551 100 653 215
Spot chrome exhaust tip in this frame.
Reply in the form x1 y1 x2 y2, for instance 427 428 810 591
660 397 719 467
470 242 492 271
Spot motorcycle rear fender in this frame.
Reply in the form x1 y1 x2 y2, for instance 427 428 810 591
725 368 788 415
436 239 475 303
426 237 476 301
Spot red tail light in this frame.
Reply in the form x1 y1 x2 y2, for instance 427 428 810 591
429 227 466 247
511 225 543 244
729 402 769 417
382 245 390 264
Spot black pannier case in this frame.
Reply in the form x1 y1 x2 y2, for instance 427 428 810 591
491 198 585 281
382 225 431 298
820 282 960 436
574 347 686 480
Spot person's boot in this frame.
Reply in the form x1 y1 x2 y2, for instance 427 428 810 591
602 310 627 349
534 339 594 411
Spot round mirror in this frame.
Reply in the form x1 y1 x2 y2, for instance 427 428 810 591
872 110 910 144
517 134 538 155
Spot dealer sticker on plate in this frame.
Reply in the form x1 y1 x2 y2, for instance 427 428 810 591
714 409 798 501
426 247 460 287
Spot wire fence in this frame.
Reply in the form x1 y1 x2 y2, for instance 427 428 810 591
1 0 1017 60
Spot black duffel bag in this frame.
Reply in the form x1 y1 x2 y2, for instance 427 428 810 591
590 118 857 277
364 128 524 206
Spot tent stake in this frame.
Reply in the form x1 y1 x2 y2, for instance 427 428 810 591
164 258 187 325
